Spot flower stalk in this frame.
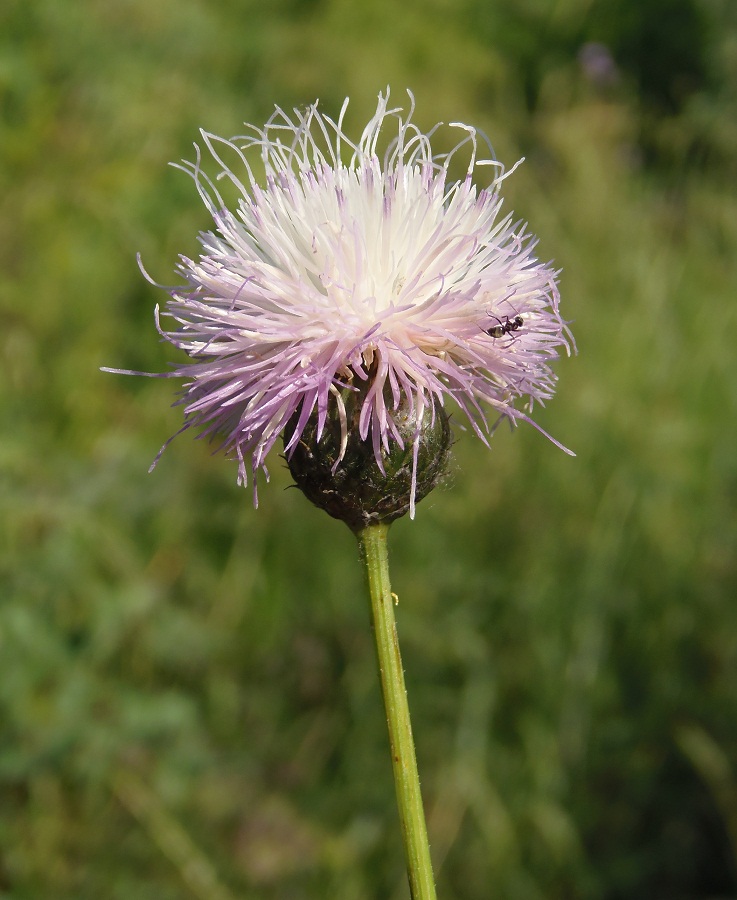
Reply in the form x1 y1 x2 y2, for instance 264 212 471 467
357 522 437 900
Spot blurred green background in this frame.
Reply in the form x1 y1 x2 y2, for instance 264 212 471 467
2 0 737 897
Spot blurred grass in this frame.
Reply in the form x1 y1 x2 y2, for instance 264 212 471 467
2 0 737 898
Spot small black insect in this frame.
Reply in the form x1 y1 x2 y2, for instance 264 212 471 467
485 314 523 339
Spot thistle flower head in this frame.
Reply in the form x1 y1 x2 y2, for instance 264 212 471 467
111 90 573 516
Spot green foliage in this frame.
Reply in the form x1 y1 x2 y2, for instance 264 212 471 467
2 1 737 897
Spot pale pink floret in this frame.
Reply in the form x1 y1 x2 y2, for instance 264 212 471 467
108 91 573 511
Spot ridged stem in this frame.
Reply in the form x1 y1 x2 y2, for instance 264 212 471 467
356 522 437 900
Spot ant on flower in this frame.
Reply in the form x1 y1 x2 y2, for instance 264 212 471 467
485 313 524 339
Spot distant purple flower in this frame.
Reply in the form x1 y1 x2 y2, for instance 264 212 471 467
108 91 573 505
578 42 620 88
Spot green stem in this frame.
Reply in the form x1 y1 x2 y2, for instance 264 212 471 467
356 522 437 900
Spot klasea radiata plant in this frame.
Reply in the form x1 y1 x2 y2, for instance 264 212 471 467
105 89 574 899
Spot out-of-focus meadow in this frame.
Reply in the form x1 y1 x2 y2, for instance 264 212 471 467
2 0 737 897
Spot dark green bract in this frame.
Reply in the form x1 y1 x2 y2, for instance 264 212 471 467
285 383 451 529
